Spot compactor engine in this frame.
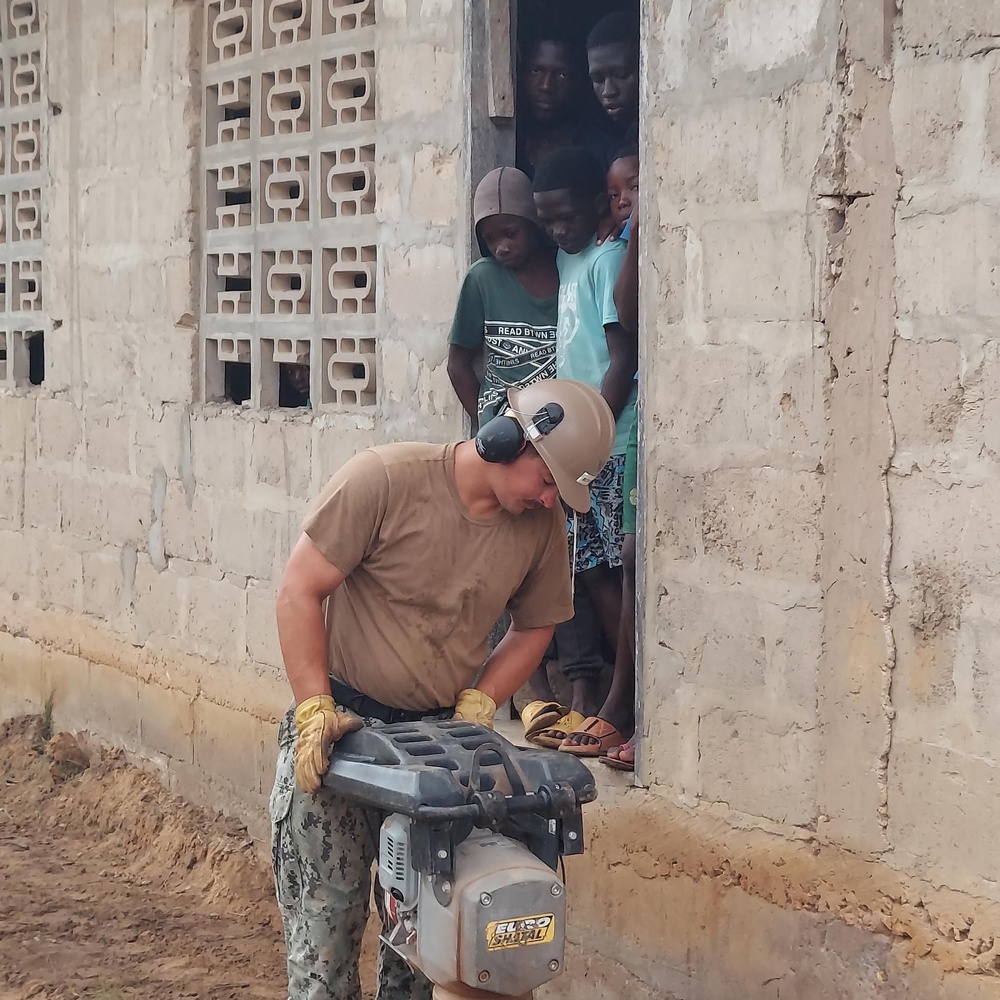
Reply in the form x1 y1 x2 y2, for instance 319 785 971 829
325 720 596 999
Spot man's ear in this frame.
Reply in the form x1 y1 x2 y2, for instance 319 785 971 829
593 191 610 217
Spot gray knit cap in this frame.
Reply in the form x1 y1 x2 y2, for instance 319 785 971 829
473 166 544 236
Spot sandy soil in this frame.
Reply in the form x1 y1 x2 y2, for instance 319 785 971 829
0 715 288 1000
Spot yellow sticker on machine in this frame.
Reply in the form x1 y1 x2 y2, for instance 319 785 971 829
485 913 556 951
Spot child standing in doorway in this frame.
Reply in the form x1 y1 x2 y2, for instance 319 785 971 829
562 146 642 766
449 166 609 742
532 147 638 757
606 145 639 232
447 166 558 425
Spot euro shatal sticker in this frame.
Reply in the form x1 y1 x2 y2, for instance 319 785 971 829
485 913 556 951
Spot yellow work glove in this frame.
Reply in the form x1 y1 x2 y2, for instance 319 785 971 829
293 695 364 794
452 689 498 729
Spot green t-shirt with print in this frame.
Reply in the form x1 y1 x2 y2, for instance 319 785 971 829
449 257 558 421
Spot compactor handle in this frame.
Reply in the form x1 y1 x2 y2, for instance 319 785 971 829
413 781 593 825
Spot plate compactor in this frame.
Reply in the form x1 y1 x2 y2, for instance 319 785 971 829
324 719 598 999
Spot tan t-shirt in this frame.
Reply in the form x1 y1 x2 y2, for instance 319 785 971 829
303 442 572 711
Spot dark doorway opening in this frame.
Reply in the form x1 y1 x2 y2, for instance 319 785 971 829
514 0 640 181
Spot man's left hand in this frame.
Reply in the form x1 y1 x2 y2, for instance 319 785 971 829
452 689 498 728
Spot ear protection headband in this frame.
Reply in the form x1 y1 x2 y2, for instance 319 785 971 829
475 401 565 464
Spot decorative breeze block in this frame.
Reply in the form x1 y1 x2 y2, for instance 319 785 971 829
200 0 378 409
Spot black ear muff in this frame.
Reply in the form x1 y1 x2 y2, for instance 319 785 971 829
475 413 526 464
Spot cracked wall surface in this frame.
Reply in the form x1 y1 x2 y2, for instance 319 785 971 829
816 18 899 854
632 0 1000 994
640 0 838 827
886 0 1000 902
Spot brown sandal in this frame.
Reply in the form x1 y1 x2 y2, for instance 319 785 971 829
558 717 628 757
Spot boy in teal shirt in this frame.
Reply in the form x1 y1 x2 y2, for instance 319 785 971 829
534 148 638 757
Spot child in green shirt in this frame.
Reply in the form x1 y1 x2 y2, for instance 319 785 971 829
447 166 559 424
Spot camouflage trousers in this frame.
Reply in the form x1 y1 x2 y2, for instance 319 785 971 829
269 708 434 1000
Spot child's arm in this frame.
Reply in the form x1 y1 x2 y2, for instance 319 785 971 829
447 345 482 421
602 322 638 419
613 210 639 335
594 245 637 418
448 266 488 421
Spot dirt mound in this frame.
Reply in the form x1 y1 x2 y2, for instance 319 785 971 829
0 716 286 1000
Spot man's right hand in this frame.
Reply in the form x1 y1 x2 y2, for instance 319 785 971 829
293 695 364 794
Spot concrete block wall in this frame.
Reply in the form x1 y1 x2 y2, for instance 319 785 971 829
0 0 468 836
887 2 1000 899
639 0 838 827
376 0 466 440
625 0 1000 995
0 0 274 829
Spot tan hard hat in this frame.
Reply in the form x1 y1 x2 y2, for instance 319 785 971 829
507 379 616 513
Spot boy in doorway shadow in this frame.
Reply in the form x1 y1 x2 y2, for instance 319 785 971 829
587 11 640 145
516 31 619 180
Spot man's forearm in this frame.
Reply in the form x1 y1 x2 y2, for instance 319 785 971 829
276 586 333 705
475 624 554 705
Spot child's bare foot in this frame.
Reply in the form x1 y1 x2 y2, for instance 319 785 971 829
600 738 636 771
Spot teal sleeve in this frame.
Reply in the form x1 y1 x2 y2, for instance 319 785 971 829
592 245 625 328
448 267 488 349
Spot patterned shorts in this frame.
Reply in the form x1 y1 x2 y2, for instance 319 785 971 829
566 453 626 573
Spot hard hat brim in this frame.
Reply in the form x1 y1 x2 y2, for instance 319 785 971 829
507 385 594 514
545 463 592 513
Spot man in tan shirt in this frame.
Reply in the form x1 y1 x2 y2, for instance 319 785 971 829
269 379 615 1000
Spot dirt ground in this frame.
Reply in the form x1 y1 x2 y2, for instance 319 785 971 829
0 715 364 1000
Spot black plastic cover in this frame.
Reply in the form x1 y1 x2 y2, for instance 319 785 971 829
323 719 597 817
